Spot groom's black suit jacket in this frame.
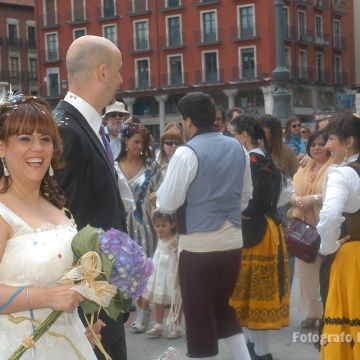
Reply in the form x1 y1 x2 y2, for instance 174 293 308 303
54 99 128 360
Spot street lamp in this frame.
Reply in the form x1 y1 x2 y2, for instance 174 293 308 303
272 0 292 125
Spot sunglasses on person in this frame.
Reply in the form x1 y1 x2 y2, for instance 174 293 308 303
164 140 183 147
291 123 301 129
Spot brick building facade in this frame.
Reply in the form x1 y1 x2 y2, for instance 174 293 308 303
34 0 355 137
0 0 38 95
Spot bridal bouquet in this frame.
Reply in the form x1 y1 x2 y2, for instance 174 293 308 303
9 225 153 360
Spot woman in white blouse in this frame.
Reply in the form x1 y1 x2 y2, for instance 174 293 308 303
317 112 360 360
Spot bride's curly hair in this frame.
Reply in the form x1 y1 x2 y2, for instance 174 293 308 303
0 96 65 209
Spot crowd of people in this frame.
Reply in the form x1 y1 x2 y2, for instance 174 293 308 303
0 34 359 360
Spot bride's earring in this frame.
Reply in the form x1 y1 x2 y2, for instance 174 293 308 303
1 157 9 177
48 164 54 177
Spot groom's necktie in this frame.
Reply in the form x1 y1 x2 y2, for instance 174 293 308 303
99 126 114 164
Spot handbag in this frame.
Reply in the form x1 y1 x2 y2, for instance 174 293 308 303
285 217 320 263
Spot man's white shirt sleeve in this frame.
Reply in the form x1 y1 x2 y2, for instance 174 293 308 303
241 150 252 211
156 146 198 213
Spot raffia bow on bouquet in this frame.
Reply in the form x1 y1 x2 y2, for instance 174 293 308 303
8 225 153 360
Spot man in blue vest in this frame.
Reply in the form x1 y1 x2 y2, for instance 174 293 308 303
157 92 253 360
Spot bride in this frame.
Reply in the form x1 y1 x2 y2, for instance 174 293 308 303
0 96 97 359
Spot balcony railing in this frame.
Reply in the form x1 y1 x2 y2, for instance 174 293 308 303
315 69 331 83
193 0 220 5
231 65 262 82
314 0 327 10
159 0 184 11
40 49 60 63
26 72 38 84
231 25 259 41
291 65 315 81
296 0 310 6
159 33 185 49
160 72 188 88
66 9 88 24
127 0 151 16
129 38 152 53
7 37 22 48
26 38 36 49
194 28 222 46
195 68 224 84
332 0 346 15
38 14 60 28
298 30 313 43
314 33 330 47
334 36 346 51
9 71 22 83
96 5 119 20
128 75 155 90
334 71 348 85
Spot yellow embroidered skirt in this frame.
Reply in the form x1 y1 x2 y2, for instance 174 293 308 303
321 241 360 360
230 216 290 330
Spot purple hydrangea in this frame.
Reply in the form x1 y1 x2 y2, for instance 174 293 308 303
99 228 153 301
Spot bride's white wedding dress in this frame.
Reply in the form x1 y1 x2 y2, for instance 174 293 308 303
0 203 97 359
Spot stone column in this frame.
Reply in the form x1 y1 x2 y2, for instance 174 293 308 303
261 85 274 115
122 97 136 115
155 94 169 134
223 88 238 109
356 93 360 114
272 0 292 125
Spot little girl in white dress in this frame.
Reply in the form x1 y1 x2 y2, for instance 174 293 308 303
142 212 182 339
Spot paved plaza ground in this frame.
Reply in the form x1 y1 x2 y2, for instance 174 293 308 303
125 276 320 360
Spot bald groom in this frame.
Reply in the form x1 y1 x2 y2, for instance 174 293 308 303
54 36 128 359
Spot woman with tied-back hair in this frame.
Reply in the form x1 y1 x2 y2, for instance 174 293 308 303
0 96 97 359
229 114 290 360
258 115 299 288
115 122 162 258
115 123 162 333
258 114 299 178
316 112 360 359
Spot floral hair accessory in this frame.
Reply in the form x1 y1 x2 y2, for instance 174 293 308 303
0 87 39 117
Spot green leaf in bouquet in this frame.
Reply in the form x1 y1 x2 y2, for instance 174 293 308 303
79 299 102 316
104 292 132 320
71 225 100 262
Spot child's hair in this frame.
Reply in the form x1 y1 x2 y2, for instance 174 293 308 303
152 211 177 235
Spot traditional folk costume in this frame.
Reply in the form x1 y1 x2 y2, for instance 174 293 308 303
230 148 290 359
317 154 360 360
230 149 290 330
157 131 253 359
